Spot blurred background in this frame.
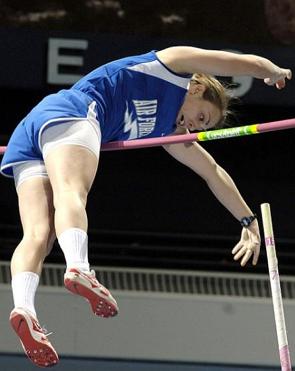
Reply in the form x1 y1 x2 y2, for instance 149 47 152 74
0 1 295 370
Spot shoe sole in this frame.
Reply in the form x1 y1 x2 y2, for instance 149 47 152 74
10 311 59 368
64 278 118 318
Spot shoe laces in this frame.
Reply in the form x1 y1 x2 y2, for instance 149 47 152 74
41 325 53 337
89 269 96 277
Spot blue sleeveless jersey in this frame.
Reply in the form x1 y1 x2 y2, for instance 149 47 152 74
1 51 191 177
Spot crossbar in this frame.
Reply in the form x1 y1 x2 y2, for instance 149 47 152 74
0 118 294 154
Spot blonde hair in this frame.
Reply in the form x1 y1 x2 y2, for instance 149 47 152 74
191 73 232 128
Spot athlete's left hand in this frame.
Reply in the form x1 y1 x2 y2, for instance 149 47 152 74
232 225 261 267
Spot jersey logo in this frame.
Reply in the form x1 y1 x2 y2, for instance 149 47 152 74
124 99 158 140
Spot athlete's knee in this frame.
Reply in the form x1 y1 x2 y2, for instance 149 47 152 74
53 188 89 210
23 223 54 250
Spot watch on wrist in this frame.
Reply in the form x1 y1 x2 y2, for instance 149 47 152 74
240 214 257 228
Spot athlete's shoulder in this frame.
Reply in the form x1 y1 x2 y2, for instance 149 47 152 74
123 49 192 88
105 50 158 70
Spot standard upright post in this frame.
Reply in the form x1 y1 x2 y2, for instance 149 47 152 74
261 203 292 371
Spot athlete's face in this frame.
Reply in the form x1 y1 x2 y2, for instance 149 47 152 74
177 84 222 132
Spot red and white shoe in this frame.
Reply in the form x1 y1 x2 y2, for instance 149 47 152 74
9 307 59 368
64 268 119 318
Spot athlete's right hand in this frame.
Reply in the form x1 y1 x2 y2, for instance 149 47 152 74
264 68 292 89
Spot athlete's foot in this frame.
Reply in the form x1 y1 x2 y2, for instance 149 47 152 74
64 268 119 318
9 307 59 368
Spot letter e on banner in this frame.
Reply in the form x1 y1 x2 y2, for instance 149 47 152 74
47 38 88 85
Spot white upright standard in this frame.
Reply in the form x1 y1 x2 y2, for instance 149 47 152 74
261 203 292 371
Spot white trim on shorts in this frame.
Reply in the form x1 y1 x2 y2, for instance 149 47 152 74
1 161 29 178
13 102 101 188
38 101 100 154
40 118 101 160
13 160 47 189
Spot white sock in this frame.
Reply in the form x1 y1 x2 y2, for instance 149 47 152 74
12 271 39 317
58 228 90 272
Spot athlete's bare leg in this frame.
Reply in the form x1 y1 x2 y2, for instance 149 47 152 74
44 145 99 236
11 177 55 276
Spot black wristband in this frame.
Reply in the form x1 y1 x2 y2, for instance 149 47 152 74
240 214 257 227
